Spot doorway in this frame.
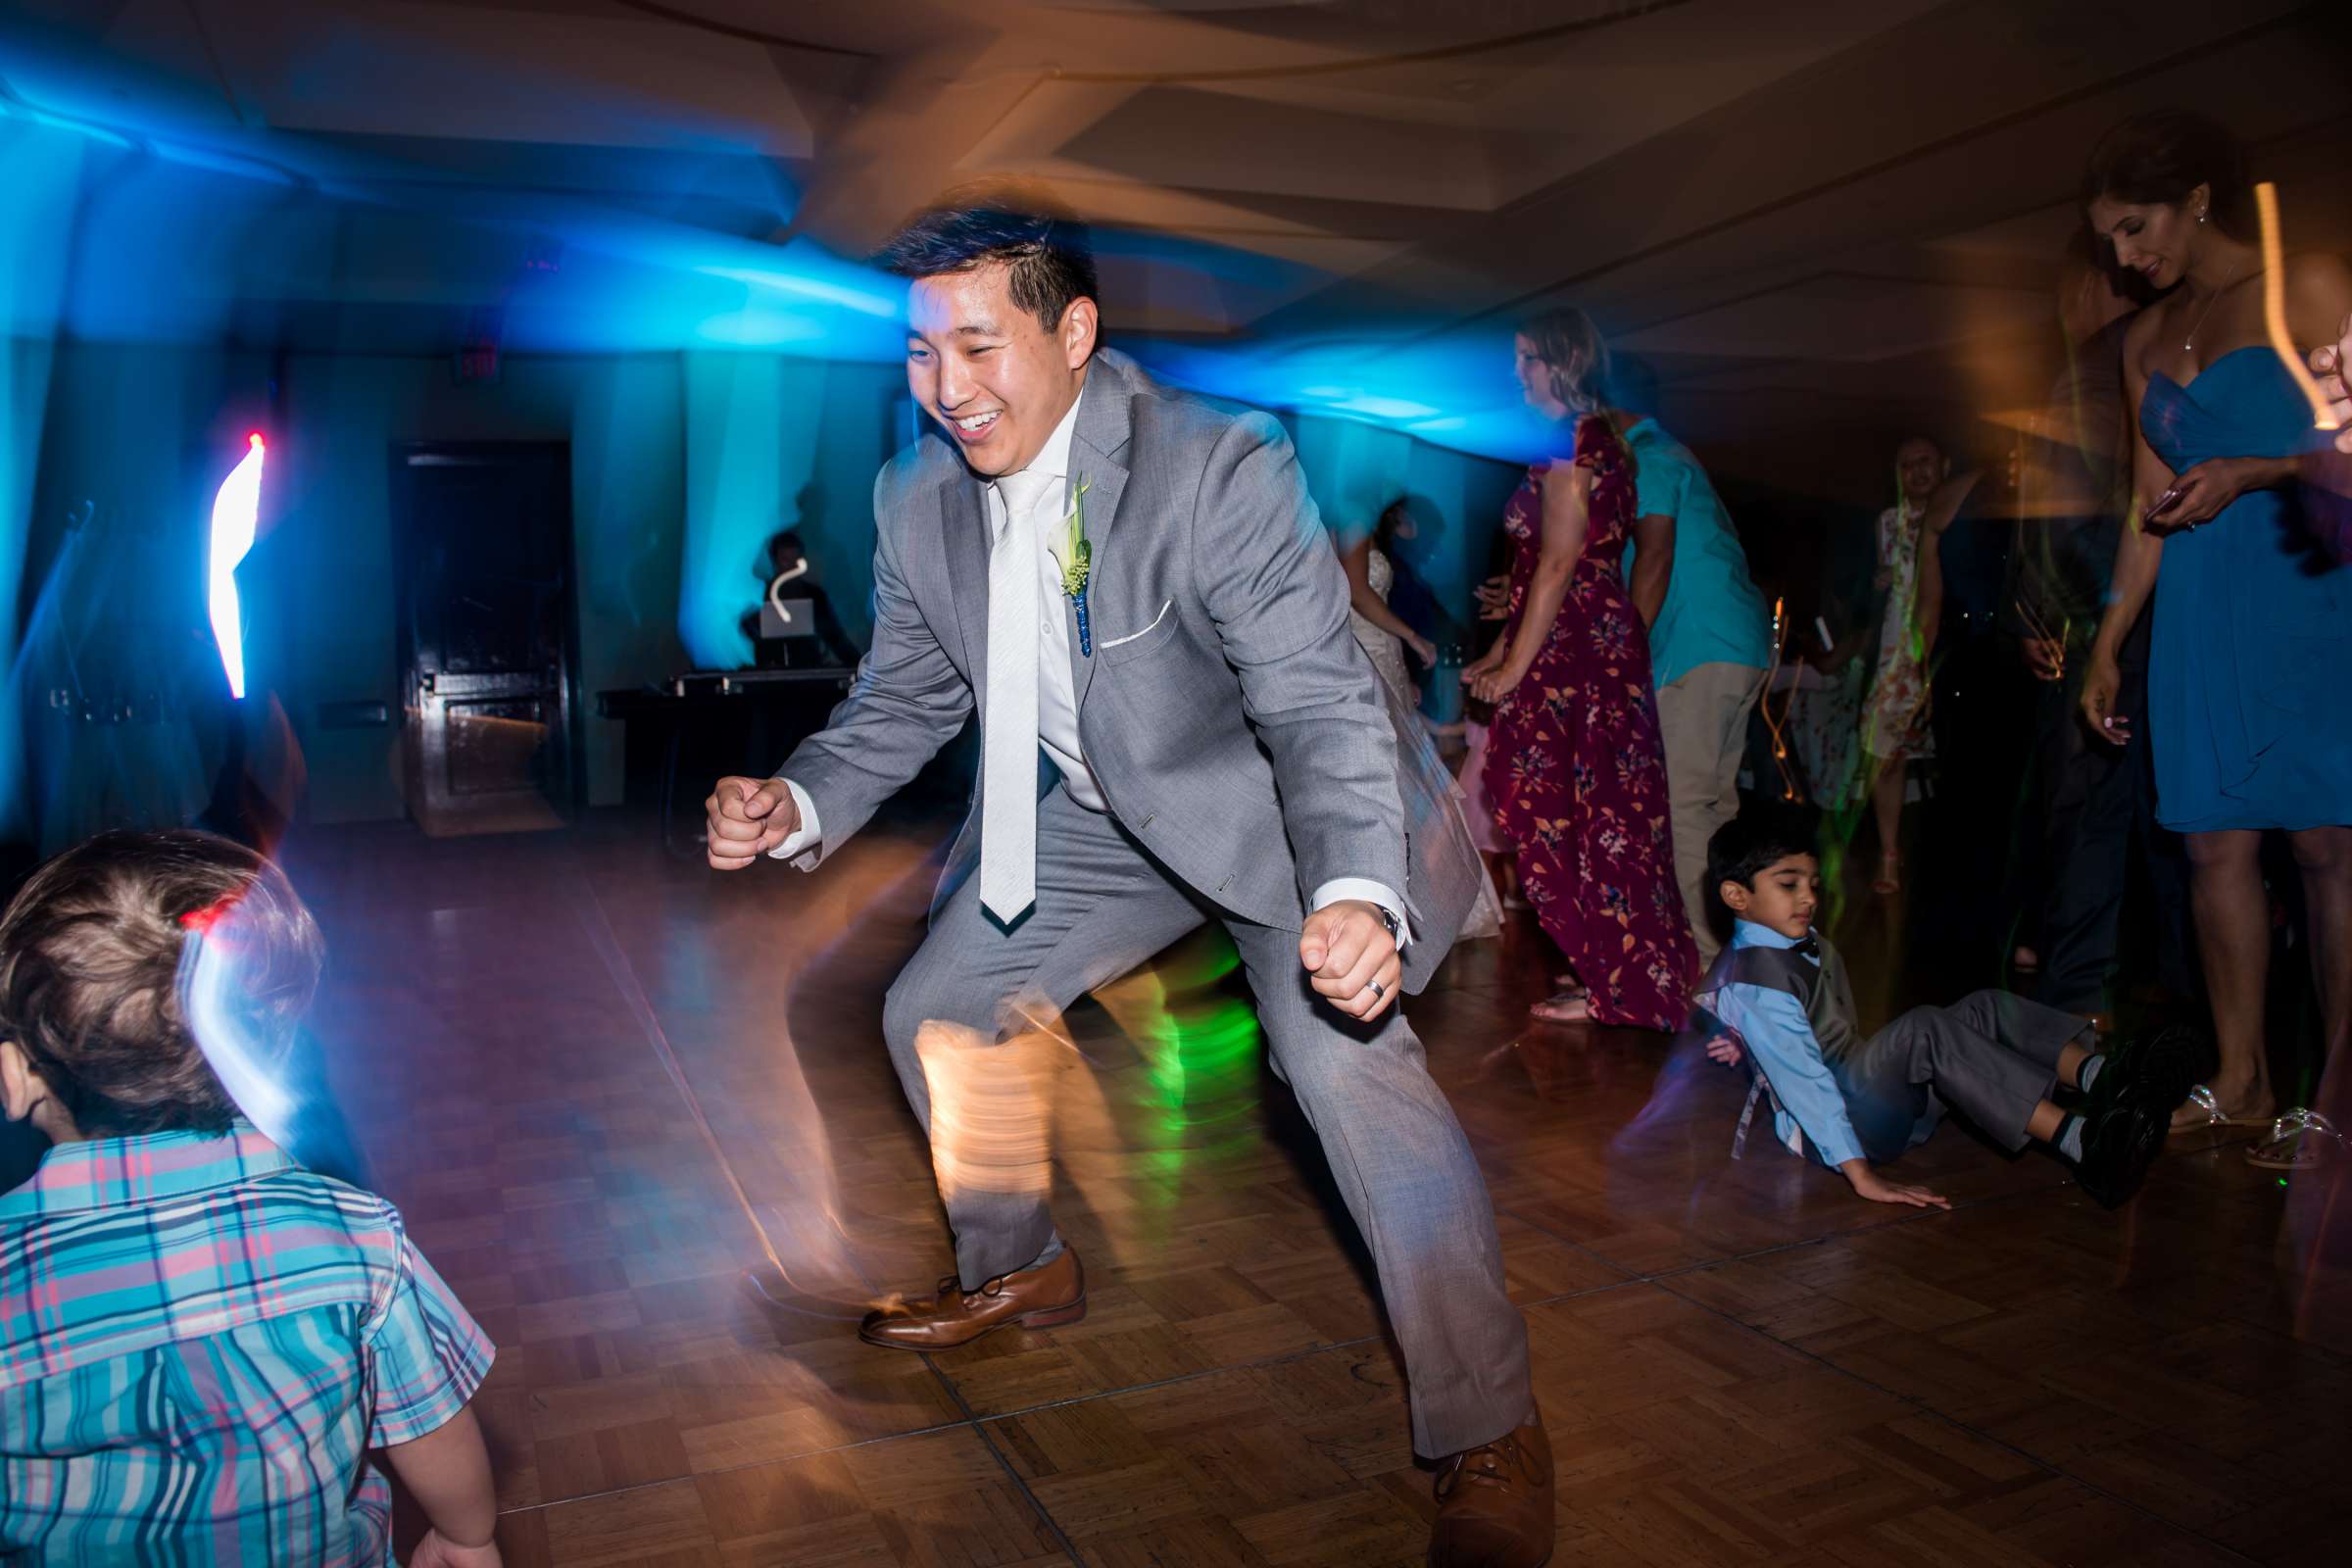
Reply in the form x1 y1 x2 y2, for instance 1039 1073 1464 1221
391 442 580 835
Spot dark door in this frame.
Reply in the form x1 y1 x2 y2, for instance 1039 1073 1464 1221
392 443 579 835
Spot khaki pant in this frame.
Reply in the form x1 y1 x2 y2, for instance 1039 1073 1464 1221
1655 661 1767 963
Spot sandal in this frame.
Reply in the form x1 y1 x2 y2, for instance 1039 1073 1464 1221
2245 1108 2347 1171
2171 1083 2276 1133
1529 990 1593 1023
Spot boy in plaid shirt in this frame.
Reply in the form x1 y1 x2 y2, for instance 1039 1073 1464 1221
0 830 500 1566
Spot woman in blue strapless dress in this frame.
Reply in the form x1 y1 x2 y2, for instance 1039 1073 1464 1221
2080 109 2352 1151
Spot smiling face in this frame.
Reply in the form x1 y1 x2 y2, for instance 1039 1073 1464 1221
2087 187 2205 292
1895 438 1944 505
1718 852 1822 942
1514 334 1569 418
906 263 1097 477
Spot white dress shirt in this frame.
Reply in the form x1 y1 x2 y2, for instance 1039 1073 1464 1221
769 392 1408 942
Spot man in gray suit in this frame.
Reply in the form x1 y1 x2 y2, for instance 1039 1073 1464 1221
707 202 1550 1566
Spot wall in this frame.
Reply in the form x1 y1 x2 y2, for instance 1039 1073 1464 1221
7 340 701 834
268 350 690 820
0 117 909 839
9 337 912 834
16 342 267 852
1 121 85 841
679 354 899 668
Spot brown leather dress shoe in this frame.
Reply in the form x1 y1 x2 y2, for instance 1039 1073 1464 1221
857 1247 1086 1351
1427 1414 1554 1568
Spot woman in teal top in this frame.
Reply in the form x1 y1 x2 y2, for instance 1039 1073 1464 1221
2079 110 2352 1152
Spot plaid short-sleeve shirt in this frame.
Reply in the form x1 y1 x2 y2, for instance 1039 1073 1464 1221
1 1122 493 1566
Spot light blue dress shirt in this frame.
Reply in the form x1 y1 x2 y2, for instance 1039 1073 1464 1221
1709 919 1866 1168
1619 418 1773 689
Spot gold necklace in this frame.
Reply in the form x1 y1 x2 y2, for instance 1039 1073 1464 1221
2180 255 2245 354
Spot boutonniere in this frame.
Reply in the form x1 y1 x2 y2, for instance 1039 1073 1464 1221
1051 475 1094 656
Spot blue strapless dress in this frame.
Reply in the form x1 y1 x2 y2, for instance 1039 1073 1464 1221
2140 346 2350 832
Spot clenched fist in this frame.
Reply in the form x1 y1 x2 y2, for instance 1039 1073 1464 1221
706 776 801 869
1298 899 1401 1022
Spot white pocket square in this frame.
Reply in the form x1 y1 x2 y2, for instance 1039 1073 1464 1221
1100 599 1173 649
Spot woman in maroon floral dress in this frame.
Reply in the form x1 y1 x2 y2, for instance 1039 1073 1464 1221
1465 309 1696 1028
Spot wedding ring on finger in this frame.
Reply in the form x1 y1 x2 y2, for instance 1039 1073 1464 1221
1367 979 1385 1003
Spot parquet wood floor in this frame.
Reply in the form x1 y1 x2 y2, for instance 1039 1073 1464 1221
262 809 2344 1567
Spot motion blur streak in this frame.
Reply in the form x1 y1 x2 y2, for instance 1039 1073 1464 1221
2257 183 2344 433
175 897 295 1134
915 1016 1062 1209
174 876 367 1189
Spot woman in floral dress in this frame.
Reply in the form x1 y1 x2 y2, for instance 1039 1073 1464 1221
1859 438 1977 893
1465 310 1695 1028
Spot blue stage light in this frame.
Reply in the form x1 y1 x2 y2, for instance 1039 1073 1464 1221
207 433 265 700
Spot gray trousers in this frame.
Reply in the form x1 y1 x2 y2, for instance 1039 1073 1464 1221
881 787 1532 1459
1836 989 2089 1164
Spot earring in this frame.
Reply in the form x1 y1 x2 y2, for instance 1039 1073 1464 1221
2197 210 2208 224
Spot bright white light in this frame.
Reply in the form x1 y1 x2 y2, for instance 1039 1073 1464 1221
208 433 264 700
181 924 297 1133
1328 395 1440 420
701 264 901 319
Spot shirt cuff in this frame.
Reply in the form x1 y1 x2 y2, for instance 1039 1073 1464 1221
763 778 822 867
1310 879 1411 948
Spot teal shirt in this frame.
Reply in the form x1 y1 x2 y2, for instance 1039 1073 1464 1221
1619 417 1772 687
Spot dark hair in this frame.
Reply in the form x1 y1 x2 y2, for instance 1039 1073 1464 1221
2059 224 2154 315
1706 807 1821 898
876 186 1099 335
2061 223 2104 278
765 529 807 571
1608 353 1661 417
1517 306 1611 416
0 830 321 1137
2082 109 2250 236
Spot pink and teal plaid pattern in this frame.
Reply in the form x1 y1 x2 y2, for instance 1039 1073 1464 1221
1 1122 493 1565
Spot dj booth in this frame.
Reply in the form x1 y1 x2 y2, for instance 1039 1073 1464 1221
598 667 855 856
598 666 979 857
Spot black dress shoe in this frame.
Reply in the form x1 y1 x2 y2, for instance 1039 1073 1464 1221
2072 1098 2167 1208
2088 1024 2209 1119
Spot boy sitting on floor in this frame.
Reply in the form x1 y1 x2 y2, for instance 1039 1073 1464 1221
1695 807 2196 1209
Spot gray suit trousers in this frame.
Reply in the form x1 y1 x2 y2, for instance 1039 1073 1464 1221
881 786 1532 1459
1837 989 2089 1162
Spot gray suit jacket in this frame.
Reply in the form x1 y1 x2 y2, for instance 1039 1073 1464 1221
777 347 1482 991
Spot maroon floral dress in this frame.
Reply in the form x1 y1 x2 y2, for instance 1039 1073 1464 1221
1483 416 1696 1030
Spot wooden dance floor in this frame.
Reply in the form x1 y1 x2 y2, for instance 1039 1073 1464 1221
284 812 2346 1567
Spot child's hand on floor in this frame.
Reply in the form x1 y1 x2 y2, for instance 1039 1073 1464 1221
1842 1162 1950 1210
410 1530 503 1568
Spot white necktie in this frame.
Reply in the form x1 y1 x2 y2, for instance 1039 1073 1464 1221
980 468 1060 923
